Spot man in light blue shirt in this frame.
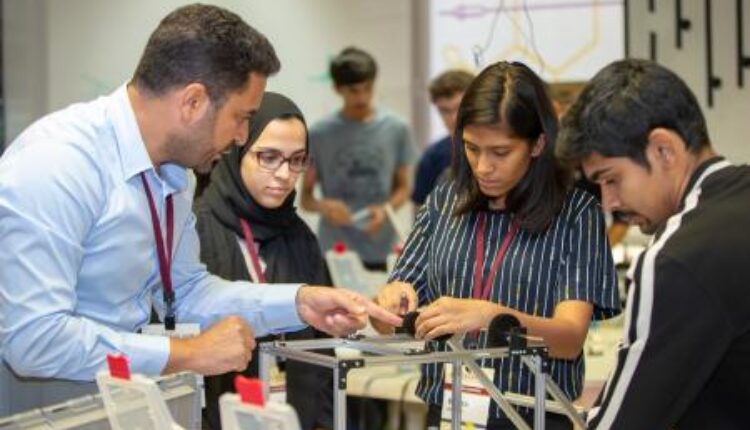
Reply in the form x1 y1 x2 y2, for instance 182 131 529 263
0 4 400 414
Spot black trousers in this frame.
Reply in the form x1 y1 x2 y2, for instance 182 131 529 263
426 403 573 430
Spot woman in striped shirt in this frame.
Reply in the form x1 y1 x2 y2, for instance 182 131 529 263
373 62 620 429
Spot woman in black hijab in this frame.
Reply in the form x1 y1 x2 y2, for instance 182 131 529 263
195 92 332 430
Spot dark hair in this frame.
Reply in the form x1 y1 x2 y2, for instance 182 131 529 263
329 47 377 86
132 4 280 107
557 59 710 167
429 70 475 102
453 61 571 233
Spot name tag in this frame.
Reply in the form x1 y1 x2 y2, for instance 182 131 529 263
141 323 201 338
441 364 495 429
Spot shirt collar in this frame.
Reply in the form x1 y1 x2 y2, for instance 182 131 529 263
106 84 187 195
679 155 726 209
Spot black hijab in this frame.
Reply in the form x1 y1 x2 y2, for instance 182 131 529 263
197 93 333 430
198 92 329 285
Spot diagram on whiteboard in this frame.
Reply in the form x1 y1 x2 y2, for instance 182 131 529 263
430 0 624 82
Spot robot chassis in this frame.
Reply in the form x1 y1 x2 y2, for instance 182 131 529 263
259 328 586 430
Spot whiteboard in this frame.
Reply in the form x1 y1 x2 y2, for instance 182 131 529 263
427 0 625 141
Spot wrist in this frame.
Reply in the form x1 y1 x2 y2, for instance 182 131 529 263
295 285 309 323
165 337 195 375
482 302 504 329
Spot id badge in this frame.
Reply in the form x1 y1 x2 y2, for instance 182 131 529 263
141 322 201 338
440 364 495 429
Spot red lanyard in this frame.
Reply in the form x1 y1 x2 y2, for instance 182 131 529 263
239 219 267 283
472 213 520 302
140 173 176 330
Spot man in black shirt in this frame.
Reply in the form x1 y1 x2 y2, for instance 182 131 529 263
412 69 474 206
557 59 750 429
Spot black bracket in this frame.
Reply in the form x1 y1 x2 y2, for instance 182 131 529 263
509 327 528 351
705 0 722 107
506 328 549 371
509 344 550 373
337 359 364 389
738 0 750 87
675 0 692 49
649 31 658 62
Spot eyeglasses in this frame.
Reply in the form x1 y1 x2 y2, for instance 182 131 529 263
250 150 310 173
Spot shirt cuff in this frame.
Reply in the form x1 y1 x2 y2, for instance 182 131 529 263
257 284 305 333
120 332 170 376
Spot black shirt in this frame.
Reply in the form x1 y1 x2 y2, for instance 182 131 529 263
587 157 750 429
412 135 452 205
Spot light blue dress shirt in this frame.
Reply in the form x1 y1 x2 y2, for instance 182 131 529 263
0 85 304 381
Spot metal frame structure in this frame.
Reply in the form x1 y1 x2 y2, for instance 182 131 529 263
259 334 586 430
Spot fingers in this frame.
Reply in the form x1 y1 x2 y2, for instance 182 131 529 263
321 311 367 337
406 288 418 313
190 316 257 375
334 289 402 329
375 282 416 315
331 312 368 336
330 289 367 316
364 219 381 236
363 298 403 327
364 217 384 235
374 290 399 315
416 301 441 324
238 319 255 350
415 300 453 339
308 288 403 335
371 284 410 333
225 316 255 369
369 315 397 335
415 311 442 338
423 323 456 341
244 335 256 356
364 206 386 235
415 313 457 340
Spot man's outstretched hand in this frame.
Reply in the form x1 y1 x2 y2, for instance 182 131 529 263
296 286 403 337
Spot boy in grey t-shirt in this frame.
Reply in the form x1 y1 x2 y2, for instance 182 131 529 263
302 47 416 269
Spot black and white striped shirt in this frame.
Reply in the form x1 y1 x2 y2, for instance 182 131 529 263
390 181 620 418
587 157 750 429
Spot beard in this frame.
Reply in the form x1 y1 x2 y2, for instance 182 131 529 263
165 109 217 169
615 211 660 235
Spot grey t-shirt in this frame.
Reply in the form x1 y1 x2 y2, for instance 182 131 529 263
309 110 417 265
